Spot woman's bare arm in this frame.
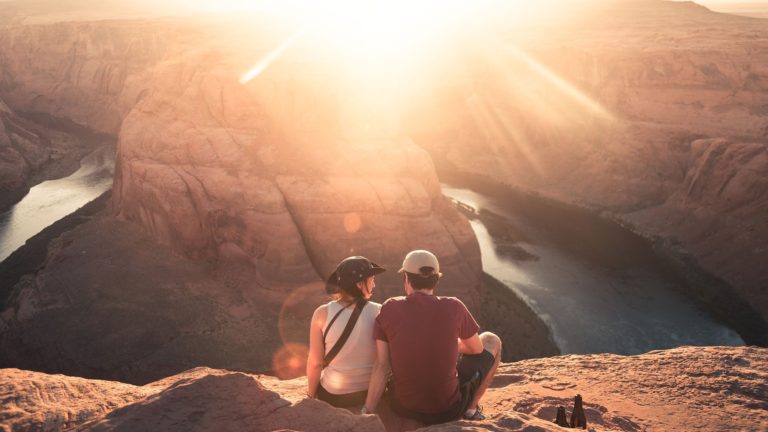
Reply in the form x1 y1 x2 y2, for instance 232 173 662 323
306 305 327 398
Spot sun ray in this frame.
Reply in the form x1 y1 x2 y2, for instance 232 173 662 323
239 30 304 84
464 89 547 177
505 45 613 120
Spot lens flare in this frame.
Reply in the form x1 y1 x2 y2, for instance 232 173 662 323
278 281 326 349
343 212 362 233
272 343 308 380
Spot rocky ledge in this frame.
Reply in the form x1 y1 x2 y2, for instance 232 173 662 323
1 346 765 432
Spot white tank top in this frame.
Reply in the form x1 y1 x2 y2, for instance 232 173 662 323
320 300 380 395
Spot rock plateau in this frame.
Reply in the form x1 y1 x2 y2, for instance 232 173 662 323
1 346 766 432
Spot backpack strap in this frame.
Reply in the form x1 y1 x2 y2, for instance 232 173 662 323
323 299 366 368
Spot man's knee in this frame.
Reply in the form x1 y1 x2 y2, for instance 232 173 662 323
479 332 501 358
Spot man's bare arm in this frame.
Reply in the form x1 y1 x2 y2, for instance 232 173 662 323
458 333 484 355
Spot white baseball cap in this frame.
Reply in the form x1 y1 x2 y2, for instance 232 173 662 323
399 250 441 276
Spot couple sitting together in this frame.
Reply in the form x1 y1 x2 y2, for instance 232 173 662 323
306 250 502 424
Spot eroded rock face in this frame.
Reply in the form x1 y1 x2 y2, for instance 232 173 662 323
0 15 483 381
0 18 483 383
0 99 47 209
2 346 766 432
0 208 547 384
0 18 182 211
0 99 99 211
0 20 176 134
409 1 768 324
111 39 482 305
0 213 322 384
0 14 482 304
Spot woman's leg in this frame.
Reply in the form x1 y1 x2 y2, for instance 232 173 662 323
317 384 368 407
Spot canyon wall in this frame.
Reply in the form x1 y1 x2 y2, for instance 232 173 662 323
0 99 47 209
0 17 485 382
410 1 768 325
0 18 179 210
0 0 764 384
0 20 176 134
112 41 482 303
0 98 99 210
0 18 482 304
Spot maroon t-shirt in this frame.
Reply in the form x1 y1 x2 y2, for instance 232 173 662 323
373 291 480 414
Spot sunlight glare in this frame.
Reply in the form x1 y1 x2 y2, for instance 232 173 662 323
238 0 480 83
298 0 470 57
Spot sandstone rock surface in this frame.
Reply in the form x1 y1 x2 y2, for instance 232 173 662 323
1 346 766 432
110 29 483 306
0 11 483 306
0 9 487 382
0 214 311 384
0 19 173 134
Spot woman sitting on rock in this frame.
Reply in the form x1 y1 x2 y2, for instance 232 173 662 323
306 256 384 407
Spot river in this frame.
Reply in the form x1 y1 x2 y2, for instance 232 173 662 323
0 141 745 354
442 184 744 355
0 145 115 262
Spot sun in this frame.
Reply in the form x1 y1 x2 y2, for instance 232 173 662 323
234 0 479 87
232 0 613 146
297 0 471 54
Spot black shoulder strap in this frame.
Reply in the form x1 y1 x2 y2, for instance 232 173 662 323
323 299 366 368
323 304 349 343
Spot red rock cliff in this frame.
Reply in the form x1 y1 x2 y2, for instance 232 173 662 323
409 0 768 324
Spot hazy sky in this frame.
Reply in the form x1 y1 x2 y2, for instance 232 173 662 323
1 0 766 17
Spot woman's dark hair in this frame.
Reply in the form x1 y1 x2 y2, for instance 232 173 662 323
335 279 365 301
404 270 440 290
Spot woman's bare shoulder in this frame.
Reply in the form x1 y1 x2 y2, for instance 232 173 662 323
312 303 329 325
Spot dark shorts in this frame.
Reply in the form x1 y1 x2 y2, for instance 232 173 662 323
390 349 496 424
317 384 368 408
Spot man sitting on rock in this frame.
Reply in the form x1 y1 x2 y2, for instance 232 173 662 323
361 250 501 423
